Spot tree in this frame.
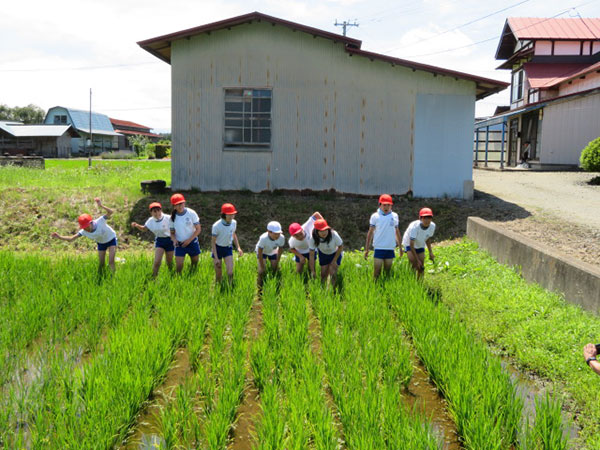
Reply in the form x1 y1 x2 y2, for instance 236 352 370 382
580 137 600 172
127 134 150 156
0 104 45 124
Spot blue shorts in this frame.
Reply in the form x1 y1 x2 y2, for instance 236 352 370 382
212 244 233 260
318 250 342 267
258 253 278 261
175 238 201 257
155 236 175 252
374 249 395 260
97 237 117 251
294 252 310 263
405 246 425 254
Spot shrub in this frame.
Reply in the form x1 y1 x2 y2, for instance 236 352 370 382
100 150 135 159
580 137 600 172
154 144 170 159
145 143 156 159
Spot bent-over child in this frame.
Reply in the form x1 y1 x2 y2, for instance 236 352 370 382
131 201 174 277
288 211 322 275
402 207 436 279
255 221 285 285
309 219 343 287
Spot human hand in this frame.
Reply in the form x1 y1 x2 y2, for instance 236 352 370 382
298 254 305 264
584 343 597 360
51 232 59 239
238 248 244 257
182 239 191 247
364 250 369 260
94 197 102 206
131 222 138 228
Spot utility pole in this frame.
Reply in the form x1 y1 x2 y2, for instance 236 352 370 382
88 88 92 168
334 20 359 36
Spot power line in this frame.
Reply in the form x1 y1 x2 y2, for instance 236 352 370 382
400 0 599 58
0 61 161 73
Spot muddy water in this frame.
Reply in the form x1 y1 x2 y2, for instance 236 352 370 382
121 348 191 450
229 298 263 450
403 352 461 450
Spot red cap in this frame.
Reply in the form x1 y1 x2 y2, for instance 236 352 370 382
149 202 162 211
289 223 302 236
379 194 393 205
221 203 237 214
78 213 93 229
419 207 433 217
314 219 331 231
170 193 185 205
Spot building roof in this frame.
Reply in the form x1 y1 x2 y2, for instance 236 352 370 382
109 117 153 130
549 60 600 87
138 11 508 100
496 17 600 60
0 122 76 137
45 106 121 136
523 62 590 88
113 128 161 138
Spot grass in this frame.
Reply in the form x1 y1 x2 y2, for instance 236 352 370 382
426 239 594 447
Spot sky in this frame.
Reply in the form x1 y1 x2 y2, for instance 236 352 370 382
1 0 598 132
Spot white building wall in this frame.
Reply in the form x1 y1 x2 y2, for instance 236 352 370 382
539 92 600 165
171 22 475 197
558 71 600 96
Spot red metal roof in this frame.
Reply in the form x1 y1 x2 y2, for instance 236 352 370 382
110 117 153 130
549 60 600 87
114 129 161 138
507 17 600 40
137 11 508 100
523 63 590 88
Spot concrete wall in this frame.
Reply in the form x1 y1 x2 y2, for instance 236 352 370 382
170 22 476 197
467 217 600 313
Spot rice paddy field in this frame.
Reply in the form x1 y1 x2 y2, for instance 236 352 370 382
2 161 599 449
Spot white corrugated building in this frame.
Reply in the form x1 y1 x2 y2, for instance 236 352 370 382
139 12 507 198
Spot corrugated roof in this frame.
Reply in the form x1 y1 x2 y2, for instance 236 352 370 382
0 123 75 137
114 128 161 138
45 106 117 135
523 62 589 88
138 11 508 100
508 17 600 40
110 117 153 130
549 60 600 87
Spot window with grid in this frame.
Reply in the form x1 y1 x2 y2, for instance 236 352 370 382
224 89 272 149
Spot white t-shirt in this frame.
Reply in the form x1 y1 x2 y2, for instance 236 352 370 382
402 220 436 249
169 208 200 242
369 209 399 250
78 215 117 244
309 230 343 255
144 214 171 238
255 232 285 256
288 216 317 254
212 219 237 247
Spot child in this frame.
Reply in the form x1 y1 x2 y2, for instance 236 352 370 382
168 193 201 273
211 203 243 283
131 202 174 277
51 198 117 272
402 207 436 279
255 221 285 284
364 194 402 279
309 219 343 287
288 211 322 275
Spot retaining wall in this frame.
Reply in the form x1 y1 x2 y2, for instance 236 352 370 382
467 216 600 313
0 156 45 169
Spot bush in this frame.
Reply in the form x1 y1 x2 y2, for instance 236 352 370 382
154 144 170 159
145 143 156 159
580 137 600 172
100 150 136 159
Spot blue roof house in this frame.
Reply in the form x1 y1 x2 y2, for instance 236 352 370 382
44 106 121 155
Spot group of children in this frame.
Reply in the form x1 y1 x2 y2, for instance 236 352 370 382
51 193 436 284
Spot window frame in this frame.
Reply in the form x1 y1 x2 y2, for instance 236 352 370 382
222 87 272 152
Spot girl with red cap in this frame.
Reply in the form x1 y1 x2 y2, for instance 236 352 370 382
131 202 174 277
211 203 243 283
402 207 436 279
364 194 402 279
308 219 343 287
168 193 201 273
51 198 117 272
288 211 322 275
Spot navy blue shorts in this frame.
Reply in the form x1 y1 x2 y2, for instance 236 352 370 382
318 250 342 266
374 249 395 259
258 253 278 261
212 244 233 260
175 238 201 257
294 252 310 263
155 236 175 252
97 237 117 251
405 246 425 254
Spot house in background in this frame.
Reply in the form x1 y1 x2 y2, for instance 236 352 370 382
138 12 507 198
44 106 120 154
0 121 78 157
109 118 161 150
474 17 600 169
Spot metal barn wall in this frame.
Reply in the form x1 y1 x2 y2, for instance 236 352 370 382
539 93 600 165
170 22 475 196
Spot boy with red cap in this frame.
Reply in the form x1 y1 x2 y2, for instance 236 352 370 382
364 194 402 279
131 201 174 277
211 203 243 283
168 193 201 273
288 211 322 275
402 208 436 279
51 198 117 272
308 219 343 287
